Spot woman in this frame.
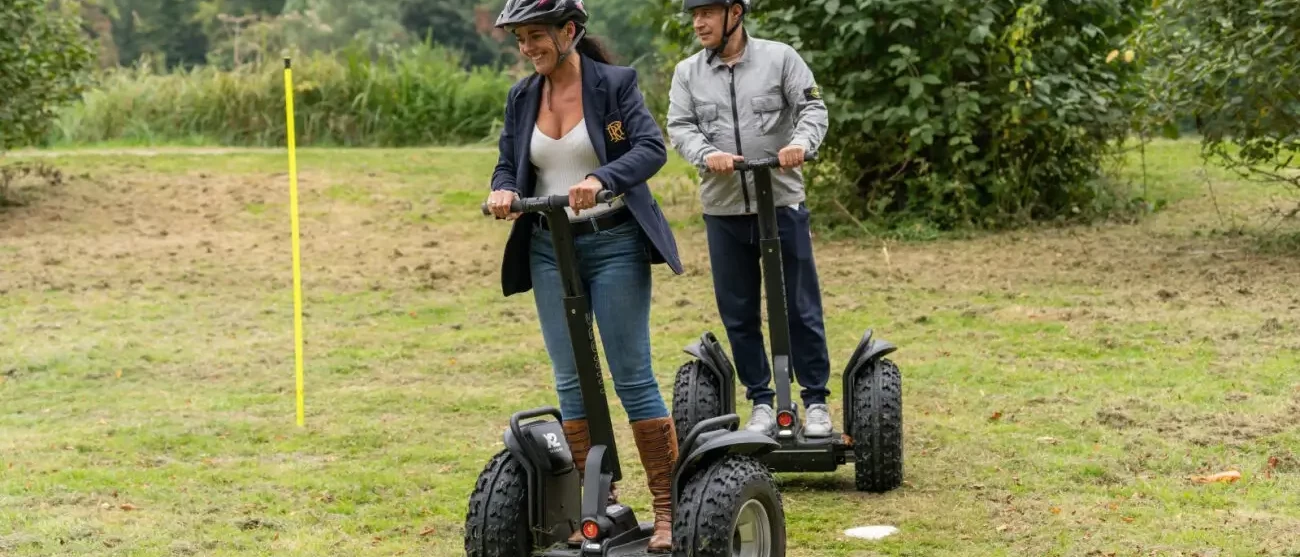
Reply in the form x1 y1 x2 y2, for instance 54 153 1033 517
484 0 683 551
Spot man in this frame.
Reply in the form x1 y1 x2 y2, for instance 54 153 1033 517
666 0 833 437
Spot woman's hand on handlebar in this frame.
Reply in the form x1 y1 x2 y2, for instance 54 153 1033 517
569 177 604 216
487 189 520 220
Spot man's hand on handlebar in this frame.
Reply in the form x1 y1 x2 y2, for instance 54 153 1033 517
704 152 745 175
486 189 520 220
778 144 806 170
700 150 818 173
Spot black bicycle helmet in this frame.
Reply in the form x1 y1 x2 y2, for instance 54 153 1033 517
681 0 750 63
496 0 590 68
682 0 749 12
495 0 588 29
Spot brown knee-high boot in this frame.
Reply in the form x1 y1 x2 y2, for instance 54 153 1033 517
562 419 618 543
630 417 678 552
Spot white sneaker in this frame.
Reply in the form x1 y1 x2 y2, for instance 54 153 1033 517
745 404 776 436
804 404 832 437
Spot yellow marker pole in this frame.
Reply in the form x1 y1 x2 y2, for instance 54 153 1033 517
284 57 305 427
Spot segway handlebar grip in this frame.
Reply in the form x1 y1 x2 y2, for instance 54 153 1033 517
481 190 616 216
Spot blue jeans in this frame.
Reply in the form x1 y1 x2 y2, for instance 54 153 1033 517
529 218 669 422
703 203 831 408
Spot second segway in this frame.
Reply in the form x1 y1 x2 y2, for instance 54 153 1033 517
672 153 905 493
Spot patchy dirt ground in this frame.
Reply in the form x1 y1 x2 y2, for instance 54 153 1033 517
2 144 1298 556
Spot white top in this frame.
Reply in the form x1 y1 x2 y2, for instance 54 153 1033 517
529 118 624 221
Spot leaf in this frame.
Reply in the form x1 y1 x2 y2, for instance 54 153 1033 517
988 411 1003 421
1050 507 1061 514
115 369 122 379
1189 470 1241 484
119 503 138 511
419 527 436 536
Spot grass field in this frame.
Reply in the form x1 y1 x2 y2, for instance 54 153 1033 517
2 140 1299 556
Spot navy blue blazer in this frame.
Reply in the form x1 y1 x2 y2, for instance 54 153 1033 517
490 54 683 297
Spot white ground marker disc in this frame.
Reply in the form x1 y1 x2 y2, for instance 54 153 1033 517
844 525 900 540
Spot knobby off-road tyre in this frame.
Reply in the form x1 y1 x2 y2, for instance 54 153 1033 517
671 359 724 448
850 358 904 493
673 455 786 557
464 449 531 557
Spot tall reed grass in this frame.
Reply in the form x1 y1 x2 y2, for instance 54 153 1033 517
49 44 518 147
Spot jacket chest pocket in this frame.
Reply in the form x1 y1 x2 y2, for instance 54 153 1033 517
695 102 719 140
750 94 785 135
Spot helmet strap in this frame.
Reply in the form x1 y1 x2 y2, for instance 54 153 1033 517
706 4 743 64
543 22 586 111
549 22 585 67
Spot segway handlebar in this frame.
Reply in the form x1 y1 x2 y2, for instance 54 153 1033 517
481 190 616 216
700 151 819 173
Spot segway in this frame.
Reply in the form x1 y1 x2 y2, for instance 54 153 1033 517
467 191 788 556
672 153 904 493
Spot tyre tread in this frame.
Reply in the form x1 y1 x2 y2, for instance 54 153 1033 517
673 455 785 556
464 449 530 556
672 360 723 447
851 358 904 493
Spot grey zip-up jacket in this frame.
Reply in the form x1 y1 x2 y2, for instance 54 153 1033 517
666 34 829 216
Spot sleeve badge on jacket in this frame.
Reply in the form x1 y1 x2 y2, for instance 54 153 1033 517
804 86 822 101
606 120 626 143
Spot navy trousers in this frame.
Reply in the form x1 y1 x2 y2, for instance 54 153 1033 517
703 203 831 407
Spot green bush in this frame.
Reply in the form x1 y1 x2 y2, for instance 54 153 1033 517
0 0 96 153
47 42 516 147
654 0 1149 229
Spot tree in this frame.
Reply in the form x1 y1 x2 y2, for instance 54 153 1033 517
0 0 96 153
581 0 657 66
195 0 289 67
1131 0 1300 195
108 0 210 68
280 0 408 56
397 0 508 67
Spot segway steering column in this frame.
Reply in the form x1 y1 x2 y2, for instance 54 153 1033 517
712 152 817 432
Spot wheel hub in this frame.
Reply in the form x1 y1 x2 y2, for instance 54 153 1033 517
731 499 771 557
